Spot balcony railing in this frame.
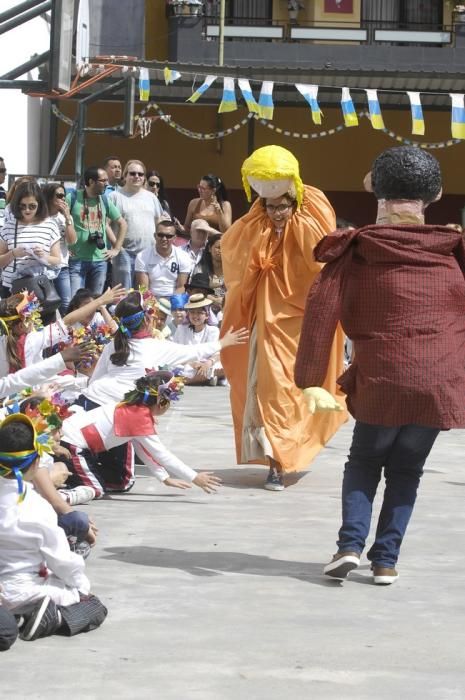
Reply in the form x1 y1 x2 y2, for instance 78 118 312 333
201 16 453 46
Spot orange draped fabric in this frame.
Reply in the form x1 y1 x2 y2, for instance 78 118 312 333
221 185 347 473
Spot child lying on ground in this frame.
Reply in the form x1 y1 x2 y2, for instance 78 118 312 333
0 414 107 641
61 371 222 495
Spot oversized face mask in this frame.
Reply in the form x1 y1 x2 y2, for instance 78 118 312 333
247 177 293 199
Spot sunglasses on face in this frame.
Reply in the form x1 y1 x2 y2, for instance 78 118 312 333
157 233 175 240
148 180 160 187
0 168 6 174
19 203 38 211
55 192 65 199
128 171 144 177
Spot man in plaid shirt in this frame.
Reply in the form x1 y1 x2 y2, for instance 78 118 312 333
295 146 465 585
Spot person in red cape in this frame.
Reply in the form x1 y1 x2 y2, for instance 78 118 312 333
295 146 465 585
60 371 221 494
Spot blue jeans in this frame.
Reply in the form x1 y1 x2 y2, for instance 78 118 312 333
54 267 72 315
0 607 18 651
111 248 137 289
69 259 107 297
337 421 440 568
58 511 89 545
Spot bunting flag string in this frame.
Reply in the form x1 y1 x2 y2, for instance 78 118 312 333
295 84 322 125
407 92 425 135
365 89 385 130
139 68 150 102
218 77 237 113
450 93 465 139
258 81 274 120
186 75 217 103
51 101 462 149
341 87 358 127
238 79 260 114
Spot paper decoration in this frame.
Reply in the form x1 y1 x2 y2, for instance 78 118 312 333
218 77 237 113
258 81 274 120
238 79 260 114
341 87 358 126
450 94 465 139
407 92 425 135
139 68 150 101
187 75 217 103
365 89 385 130
164 67 181 85
295 84 322 124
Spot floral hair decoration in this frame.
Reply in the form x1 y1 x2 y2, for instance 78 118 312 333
0 291 43 335
0 413 50 502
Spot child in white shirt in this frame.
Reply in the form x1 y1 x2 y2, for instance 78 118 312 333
0 414 106 641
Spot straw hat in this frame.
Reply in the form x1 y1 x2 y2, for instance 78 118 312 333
184 293 212 309
156 298 171 316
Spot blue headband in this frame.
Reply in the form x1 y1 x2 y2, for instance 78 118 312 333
118 310 146 338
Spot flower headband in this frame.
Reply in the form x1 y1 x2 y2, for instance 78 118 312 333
0 292 42 334
0 413 49 502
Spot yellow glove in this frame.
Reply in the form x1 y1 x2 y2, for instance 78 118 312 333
302 387 344 415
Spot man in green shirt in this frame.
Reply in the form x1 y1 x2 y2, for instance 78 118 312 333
67 166 127 296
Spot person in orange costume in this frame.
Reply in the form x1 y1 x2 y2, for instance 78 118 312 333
221 145 347 491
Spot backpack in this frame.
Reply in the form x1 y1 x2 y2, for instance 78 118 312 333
67 189 111 218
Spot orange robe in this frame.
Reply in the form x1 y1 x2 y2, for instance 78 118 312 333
221 185 347 473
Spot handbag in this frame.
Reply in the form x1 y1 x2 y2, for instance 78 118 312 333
10 220 61 314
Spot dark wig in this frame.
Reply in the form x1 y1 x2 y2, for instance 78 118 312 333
110 292 146 366
371 146 442 203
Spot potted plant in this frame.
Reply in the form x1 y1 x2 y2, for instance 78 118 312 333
454 4 465 21
188 0 203 16
169 0 203 16
288 0 303 22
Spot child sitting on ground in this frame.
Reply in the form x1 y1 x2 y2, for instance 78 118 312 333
61 371 222 494
173 294 226 386
18 395 97 558
0 414 107 641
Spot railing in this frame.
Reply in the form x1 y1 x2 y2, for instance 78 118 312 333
201 16 453 46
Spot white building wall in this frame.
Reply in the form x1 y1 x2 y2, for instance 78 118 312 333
0 1 51 179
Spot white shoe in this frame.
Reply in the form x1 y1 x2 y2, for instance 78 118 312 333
59 486 96 506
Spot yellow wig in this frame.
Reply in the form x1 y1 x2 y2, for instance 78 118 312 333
241 145 304 208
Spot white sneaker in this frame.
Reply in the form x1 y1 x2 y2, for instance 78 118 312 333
59 486 96 506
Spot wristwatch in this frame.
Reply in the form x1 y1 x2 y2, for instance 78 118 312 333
66 218 73 225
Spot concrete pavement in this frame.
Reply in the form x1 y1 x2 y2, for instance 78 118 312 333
3 385 465 699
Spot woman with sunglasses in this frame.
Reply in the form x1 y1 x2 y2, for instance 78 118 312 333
42 182 77 314
146 170 171 215
0 181 61 299
183 173 232 234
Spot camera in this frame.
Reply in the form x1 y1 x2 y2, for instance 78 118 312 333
88 231 106 250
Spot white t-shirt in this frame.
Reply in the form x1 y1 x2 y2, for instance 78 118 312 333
0 319 70 376
50 212 69 267
173 324 219 346
0 217 61 288
109 189 163 254
84 335 221 405
135 245 193 297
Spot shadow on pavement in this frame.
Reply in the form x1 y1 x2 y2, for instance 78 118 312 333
102 546 340 588
212 467 309 490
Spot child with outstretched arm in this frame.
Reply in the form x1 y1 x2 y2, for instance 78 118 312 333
61 371 222 494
